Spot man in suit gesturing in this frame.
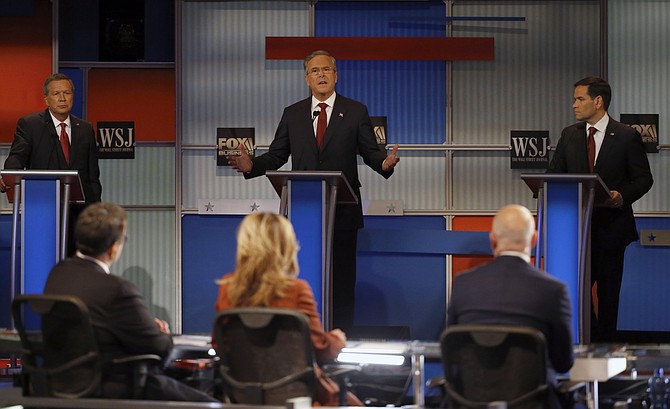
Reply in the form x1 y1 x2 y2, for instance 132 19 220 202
547 76 653 342
447 205 574 409
228 50 400 331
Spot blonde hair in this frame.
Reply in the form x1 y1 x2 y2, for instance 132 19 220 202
225 212 299 307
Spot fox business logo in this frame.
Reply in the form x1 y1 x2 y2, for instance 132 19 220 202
97 121 135 159
216 128 255 166
629 124 657 144
217 137 254 157
620 114 659 153
510 131 550 169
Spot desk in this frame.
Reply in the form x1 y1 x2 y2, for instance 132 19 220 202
570 345 628 409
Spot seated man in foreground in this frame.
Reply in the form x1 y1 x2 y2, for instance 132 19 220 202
447 204 574 408
44 202 215 402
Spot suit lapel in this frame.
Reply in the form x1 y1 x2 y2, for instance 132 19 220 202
321 96 346 151
595 120 618 171
573 122 590 172
43 110 69 168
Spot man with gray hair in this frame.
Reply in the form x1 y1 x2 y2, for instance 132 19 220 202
446 204 574 406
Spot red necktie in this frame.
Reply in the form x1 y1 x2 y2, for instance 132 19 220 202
316 102 328 150
587 126 596 173
59 122 70 165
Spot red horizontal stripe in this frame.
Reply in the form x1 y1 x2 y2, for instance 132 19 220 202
266 37 494 61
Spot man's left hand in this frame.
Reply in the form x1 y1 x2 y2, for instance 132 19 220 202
605 190 624 208
382 144 400 171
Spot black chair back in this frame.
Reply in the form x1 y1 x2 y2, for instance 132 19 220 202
440 325 549 409
213 307 316 405
12 294 102 398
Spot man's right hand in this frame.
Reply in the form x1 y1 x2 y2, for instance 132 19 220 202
227 145 253 173
0 178 10 193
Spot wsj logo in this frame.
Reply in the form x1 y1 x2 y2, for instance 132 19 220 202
510 131 550 169
630 124 657 144
217 137 254 157
99 127 134 148
511 137 549 157
96 121 135 159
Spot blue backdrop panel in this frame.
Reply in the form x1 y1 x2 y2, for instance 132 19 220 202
288 180 325 316
23 179 60 295
181 215 241 335
60 67 84 119
315 1 446 144
545 183 581 343
0 215 20 328
619 218 670 332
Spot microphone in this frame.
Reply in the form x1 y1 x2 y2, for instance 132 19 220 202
312 110 320 122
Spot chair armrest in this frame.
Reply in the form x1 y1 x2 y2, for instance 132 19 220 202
111 354 162 365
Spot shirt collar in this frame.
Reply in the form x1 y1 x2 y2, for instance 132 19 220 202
49 111 71 128
312 92 337 112
76 251 111 274
497 250 531 264
588 113 610 135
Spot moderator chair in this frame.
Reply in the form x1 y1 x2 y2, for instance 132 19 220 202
212 307 316 405
440 324 550 409
11 294 160 399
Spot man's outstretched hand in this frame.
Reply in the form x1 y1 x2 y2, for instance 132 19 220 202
382 144 400 171
227 145 253 173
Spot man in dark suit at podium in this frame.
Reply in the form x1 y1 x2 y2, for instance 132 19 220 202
447 204 574 408
547 76 653 342
227 50 400 331
1 73 101 203
1 73 102 256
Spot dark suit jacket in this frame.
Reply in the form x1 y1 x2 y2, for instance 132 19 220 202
44 257 173 396
4 109 102 203
245 95 392 230
547 118 652 245
447 256 574 385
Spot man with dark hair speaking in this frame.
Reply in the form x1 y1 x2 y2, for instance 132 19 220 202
547 76 653 342
227 50 400 331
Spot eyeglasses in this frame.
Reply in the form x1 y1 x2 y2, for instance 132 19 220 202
307 66 334 77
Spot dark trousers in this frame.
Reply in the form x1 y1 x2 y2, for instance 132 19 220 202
332 228 357 332
590 237 628 342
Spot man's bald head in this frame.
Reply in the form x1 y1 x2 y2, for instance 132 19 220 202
490 204 537 255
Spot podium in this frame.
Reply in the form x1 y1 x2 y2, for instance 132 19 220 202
0 170 84 306
266 171 357 330
522 173 611 344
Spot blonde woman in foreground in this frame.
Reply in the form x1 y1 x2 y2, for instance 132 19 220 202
214 212 361 406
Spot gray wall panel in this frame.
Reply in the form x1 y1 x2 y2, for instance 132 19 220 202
452 151 540 211
181 1 310 146
451 1 599 210
113 210 177 327
358 152 446 210
99 146 175 206
608 0 670 213
452 1 600 145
